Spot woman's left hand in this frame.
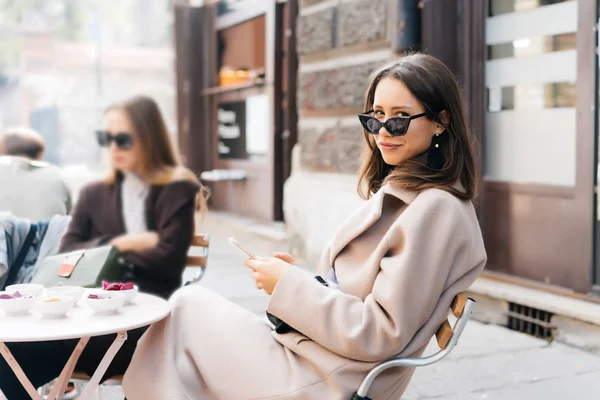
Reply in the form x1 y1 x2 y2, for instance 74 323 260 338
244 257 293 295
109 232 159 253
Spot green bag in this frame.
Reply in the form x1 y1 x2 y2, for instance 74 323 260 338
31 246 126 288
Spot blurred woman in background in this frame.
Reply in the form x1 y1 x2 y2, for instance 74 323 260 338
0 95 208 399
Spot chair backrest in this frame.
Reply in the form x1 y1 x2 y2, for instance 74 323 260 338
352 293 476 400
435 294 468 350
186 234 210 268
184 233 210 285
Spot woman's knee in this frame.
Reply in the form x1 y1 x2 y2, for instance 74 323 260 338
169 285 217 313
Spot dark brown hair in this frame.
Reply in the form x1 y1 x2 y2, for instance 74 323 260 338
357 53 479 202
104 95 209 216
0 128 45 159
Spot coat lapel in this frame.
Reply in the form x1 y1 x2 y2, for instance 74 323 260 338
327 189 385 268
327 182 419 268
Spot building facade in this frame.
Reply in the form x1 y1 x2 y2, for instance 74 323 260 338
176 0 600 299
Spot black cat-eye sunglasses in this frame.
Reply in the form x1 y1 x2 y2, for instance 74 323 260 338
357 110 427 137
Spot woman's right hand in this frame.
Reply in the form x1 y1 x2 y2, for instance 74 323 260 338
273 252 295 265
109 232 159 253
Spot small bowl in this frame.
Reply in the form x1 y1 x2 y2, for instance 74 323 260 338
6 284 44 297
103 285 138 305
34 295 75 318
47 286 85 303
85 292 125 315
0 291 35 315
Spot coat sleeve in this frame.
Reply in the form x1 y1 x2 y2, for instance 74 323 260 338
123 181 198 279
267 192 481 362
59 184 111 252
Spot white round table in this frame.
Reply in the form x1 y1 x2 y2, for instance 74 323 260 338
0 291 170 400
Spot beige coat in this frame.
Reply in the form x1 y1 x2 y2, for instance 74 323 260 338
122 183 487 400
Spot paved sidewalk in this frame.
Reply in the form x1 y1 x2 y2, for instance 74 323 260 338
4 214 599 399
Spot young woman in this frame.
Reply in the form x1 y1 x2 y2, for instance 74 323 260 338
0 95 208 399
122 54 487 400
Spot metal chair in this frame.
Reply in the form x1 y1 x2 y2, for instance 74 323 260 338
184 233 210 285
351 294 476 400
40 234 211 399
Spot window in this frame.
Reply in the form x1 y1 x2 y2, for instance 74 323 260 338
484 0 577 186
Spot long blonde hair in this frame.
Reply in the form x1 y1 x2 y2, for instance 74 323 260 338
103 95 209 216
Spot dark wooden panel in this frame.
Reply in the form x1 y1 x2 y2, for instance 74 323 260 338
211 158 274 221
421 0 459 75
272 1 285 221
483 183 590 293
175 5 215 175
284 0 299 192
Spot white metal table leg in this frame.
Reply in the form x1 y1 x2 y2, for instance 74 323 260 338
77 331 128 400
0 341 43 400
46 337 90 400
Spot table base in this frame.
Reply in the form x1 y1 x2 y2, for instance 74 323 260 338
0 331 128 400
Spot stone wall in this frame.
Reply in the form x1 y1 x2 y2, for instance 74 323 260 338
295 0 395 175
284 0 398 264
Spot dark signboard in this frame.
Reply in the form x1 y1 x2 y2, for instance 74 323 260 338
217 101 247 159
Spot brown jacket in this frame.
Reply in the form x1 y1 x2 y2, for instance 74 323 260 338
59 176 199 299
122 182 487 399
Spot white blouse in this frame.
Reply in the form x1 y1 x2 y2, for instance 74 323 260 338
121 172 149 233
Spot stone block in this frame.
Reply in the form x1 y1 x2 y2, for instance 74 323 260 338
300 0 331 8
299 127 338 172
338 0 387 47
336 61 382 108
297 7 335 55
299 61 383 110
337 123 365 174
299 119 365 174
553 315 600 355
283 160 363 265
298 70 339 109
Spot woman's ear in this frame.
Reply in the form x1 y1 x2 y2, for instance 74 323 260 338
434 110 449 135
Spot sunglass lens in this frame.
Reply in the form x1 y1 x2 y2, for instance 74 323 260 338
359 115 381 134
96 131 110 147
114 134 133 150
386 117 409 136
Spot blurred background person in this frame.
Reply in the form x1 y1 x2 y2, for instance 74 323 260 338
0 127 72 220
0 94 208 399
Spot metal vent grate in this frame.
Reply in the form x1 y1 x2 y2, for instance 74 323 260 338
506 302 556 341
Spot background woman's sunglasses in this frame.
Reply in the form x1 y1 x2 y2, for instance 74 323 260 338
95 130 134 150
357 111 427 137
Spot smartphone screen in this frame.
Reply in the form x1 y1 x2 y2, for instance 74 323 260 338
228 237 256 259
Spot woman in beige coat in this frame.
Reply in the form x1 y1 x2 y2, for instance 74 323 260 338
122 53 487 400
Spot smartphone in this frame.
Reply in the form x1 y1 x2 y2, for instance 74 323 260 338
228 237 256 259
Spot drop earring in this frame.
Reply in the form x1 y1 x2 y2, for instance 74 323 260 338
427 132 445 169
